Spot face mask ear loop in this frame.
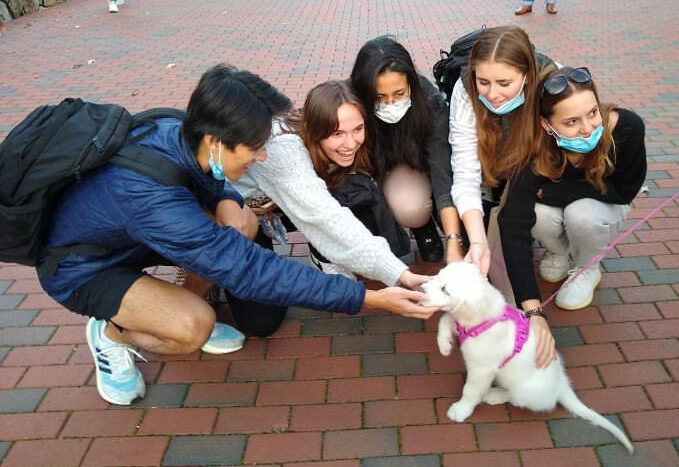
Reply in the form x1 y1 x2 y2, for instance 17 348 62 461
217 142 223 166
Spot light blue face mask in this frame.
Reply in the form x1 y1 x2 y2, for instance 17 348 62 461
548 123 604 154
208 143 225 180
478 75 526 115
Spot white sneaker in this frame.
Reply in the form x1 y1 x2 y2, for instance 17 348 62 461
555 266 602 310
538 250 571 282
108 1 118 12
86 318 146 405
200 322 245 354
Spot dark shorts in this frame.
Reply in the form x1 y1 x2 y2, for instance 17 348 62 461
59 267 147 321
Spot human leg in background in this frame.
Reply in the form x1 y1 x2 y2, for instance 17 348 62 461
555 198 629 310
225 228 288 337
515 0 534 15
383 164 443 262
532 203 572 283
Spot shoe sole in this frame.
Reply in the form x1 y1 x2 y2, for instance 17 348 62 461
86 318 143 406
555 271 602 311
200 342 244 355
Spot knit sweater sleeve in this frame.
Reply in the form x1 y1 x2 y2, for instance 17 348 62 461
449 78 483 216
498 168 545 304
243 133 408 286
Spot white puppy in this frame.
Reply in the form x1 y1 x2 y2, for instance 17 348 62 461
423 262 633 454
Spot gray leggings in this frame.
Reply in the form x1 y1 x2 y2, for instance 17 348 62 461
531 198 630 268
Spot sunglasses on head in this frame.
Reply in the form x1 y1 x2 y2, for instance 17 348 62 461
542 67 592 97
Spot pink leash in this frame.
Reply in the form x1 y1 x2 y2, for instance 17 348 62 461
540 190 679 308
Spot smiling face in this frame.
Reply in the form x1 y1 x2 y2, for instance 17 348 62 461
375 70 410 105
319 103 366 168
475 61 525 109
542 89 602 139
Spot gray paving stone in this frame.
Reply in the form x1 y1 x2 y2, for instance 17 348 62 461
0 310 38 327
0 388 46 413
0 347 10 364
598 441 679 467
549 415 627 448
129 384 188 408
0 442 10 463
0 281 12 294
645 170 671 180
552 326 584 348
591 288 623 306
302 316 363 336
601 257 656 272
162 435 246 466
363 354 428 376
286 306 327 319
363 315 422 333
647 188 679 198
0 326 55 346
638 269 679 285
363 454 440 467
332 334 394 355
0 294 24 310
675 438 678 453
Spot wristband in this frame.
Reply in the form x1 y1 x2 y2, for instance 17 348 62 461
446 233 463 245
523 306 546 320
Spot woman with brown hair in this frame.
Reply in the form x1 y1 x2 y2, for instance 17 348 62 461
449 25 553 276
500 66 646 312
234 80 431 292
449 25 558 367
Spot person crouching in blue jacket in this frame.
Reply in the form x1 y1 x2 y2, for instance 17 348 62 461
38 64 440 406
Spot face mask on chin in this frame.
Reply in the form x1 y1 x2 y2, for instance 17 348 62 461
478 75 526 115
547 122 604 154
375 96 412 124
208 143 225 180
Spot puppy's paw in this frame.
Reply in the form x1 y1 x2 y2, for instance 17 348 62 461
447 401 474 422
437 335 454 356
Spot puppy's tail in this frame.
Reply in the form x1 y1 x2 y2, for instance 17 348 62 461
558 386 634 454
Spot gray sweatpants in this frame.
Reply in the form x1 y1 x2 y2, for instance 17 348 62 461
531 198 630 268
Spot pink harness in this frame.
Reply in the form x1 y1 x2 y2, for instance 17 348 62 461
456 304 530 368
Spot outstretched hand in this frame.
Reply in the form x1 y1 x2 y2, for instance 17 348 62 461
464 241 491 278
364 287 439 320
398 270 433 290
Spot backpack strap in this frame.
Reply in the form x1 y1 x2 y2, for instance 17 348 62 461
111 145 190 187
37 244 113 280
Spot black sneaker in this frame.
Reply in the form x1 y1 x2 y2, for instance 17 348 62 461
412 217 444 263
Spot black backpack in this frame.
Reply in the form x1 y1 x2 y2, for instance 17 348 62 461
433 27 486 102
0 98 190 267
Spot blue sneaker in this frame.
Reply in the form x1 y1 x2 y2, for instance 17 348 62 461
200 322 245 354
86 318 146 405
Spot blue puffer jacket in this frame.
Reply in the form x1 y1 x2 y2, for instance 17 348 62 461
38 118 365 314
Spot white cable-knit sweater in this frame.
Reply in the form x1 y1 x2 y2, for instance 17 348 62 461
232 125 408 286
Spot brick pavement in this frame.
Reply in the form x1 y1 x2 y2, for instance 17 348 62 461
1 0 679 465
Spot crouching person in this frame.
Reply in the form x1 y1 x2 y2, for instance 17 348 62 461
37 64 439 405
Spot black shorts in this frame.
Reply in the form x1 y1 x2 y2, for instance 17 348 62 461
60 267 147 321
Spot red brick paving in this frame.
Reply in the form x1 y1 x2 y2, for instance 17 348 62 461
1 0 679 466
